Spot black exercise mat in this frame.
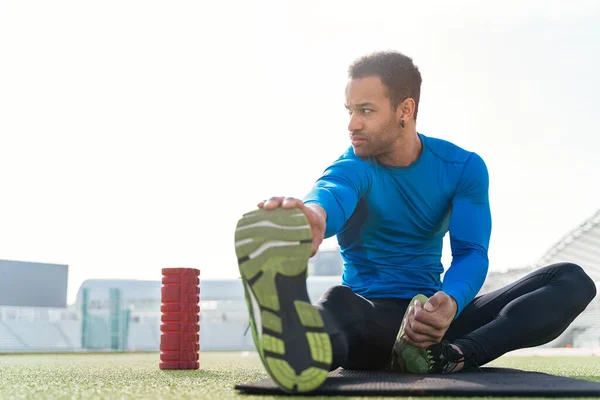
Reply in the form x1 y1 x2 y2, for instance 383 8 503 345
235 367 600 397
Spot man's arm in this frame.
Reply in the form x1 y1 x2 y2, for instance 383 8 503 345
260 153 372 256
442 152 492 318
303 156 372 238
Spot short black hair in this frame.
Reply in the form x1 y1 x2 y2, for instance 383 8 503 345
349 51 422 120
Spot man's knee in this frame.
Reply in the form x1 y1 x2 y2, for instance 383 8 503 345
552 262 597 306
316 285 373 322
316 285 356 307
324 284 355 297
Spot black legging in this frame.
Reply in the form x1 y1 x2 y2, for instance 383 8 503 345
314 263 597 371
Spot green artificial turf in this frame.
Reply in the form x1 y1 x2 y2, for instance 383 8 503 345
0 352 598 399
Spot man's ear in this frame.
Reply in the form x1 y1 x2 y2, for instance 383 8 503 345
396 98 415 123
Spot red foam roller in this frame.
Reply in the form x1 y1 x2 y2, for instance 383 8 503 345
160 351 199 362
181 285 200 295
160 333 183 351
160 352 182 362
160 333 201 351
162 276 200 285
180 342 200 352
180 352 199 361
160 361 199 370
161 335 198 352
160 332 200 345
161 304 200 313
160 267 200 370
182 333 199 343
162 268 200 276
161 313 200 323
182 294 200 304
161 286 200 303
160 322 199 333
161 287 200 304
161 286 181 303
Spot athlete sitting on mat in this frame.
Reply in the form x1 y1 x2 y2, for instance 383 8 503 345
234 50 597 394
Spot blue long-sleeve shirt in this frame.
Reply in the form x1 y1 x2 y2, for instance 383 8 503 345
304 133 491 317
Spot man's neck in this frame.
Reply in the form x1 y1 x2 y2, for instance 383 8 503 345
376 130 422 167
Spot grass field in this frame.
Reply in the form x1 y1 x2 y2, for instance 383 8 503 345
0 352 599 399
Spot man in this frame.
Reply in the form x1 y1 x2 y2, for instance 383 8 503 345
234 51 597 394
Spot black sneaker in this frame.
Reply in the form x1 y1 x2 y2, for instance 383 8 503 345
427 340 481 374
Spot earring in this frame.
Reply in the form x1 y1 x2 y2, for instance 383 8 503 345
400 119 405 128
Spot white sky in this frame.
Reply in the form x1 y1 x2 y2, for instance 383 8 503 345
1 0 599 304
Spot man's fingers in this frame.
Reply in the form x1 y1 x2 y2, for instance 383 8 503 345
413 306 447 330
409 319 443 340
260 196 304 210
406 316 442 341
405 317 437 342
281 197 304 209
263 196 285 209
404 321 439 348
423 292 444 312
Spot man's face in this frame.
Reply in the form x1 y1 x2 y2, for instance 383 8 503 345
345 76 401 158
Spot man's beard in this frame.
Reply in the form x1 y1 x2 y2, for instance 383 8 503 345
354 120 402 158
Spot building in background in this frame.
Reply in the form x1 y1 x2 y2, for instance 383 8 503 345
0 259 76 352
0 259 68 308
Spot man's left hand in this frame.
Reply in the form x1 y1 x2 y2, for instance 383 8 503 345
403 291 458 348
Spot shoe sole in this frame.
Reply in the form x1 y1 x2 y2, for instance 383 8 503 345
391 294 430 373
234 208 332 393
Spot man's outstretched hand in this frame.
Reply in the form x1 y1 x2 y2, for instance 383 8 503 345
257 196 326 257
403 291 458 348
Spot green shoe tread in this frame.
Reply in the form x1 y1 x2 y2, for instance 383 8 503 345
265 358 329 393
294 300 325 328
263 334 285 355
261 310 282 333
238 245 310 283
306 332 333 364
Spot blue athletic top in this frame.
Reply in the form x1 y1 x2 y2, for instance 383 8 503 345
304 133 491 317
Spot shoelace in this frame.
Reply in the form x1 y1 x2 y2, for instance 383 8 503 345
430 341 484 374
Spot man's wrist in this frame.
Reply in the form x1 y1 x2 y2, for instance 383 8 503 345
305 203 327 229
446 293 459 319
